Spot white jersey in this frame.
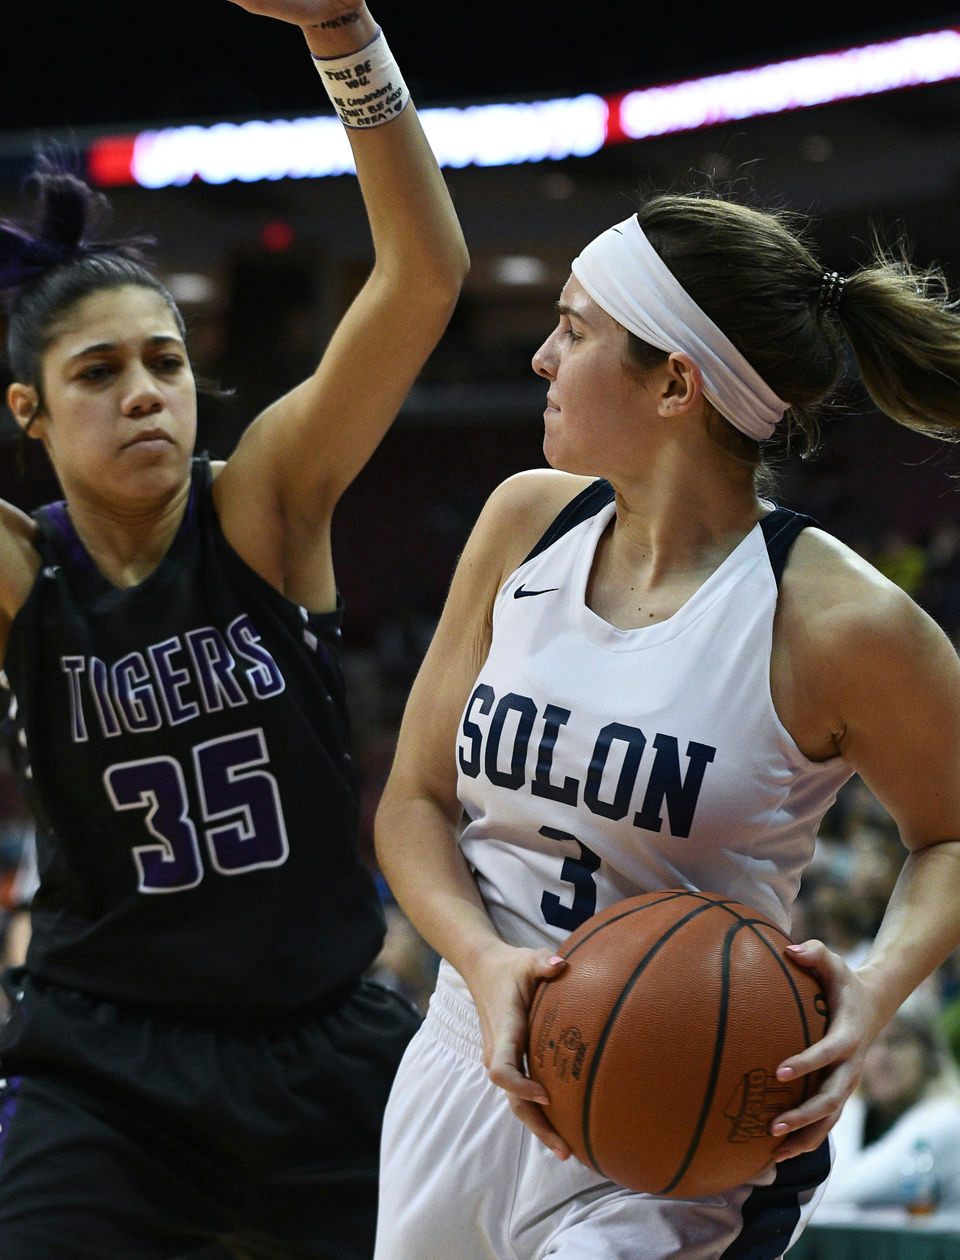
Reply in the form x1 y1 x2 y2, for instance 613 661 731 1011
455 480 852 965
378 482 841 1258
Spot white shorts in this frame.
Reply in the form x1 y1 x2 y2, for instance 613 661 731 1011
374 967 829 1260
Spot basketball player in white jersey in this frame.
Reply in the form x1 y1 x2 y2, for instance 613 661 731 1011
372 197 960 1258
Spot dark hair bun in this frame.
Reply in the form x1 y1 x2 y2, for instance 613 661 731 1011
0 150 151 294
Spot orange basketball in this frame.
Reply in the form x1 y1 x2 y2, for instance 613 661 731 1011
526 890 828 1197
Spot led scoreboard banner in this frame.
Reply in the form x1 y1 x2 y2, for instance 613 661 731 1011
86 27 960 189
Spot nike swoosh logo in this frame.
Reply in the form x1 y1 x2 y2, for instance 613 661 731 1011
514 584 559 599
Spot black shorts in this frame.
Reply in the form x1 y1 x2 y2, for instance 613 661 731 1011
0 969 421 1259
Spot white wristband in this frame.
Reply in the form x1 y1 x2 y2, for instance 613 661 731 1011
312 30 410 129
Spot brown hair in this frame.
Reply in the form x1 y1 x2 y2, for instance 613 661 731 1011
623 191 960 478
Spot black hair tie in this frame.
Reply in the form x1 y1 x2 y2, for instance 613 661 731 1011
819 270 846 314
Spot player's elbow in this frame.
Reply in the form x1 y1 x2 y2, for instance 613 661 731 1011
382 236 470 315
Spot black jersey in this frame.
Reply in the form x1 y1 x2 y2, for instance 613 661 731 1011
3 456 385 1014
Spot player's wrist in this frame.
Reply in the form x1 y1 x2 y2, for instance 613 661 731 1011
311 28 410 129
301 5 377 61
458 934 527 995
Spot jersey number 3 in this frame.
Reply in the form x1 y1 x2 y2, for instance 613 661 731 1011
539 825 600 931
104 727 289 894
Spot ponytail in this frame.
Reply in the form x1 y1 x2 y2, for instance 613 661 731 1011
629 191 960 467
835 241 960 442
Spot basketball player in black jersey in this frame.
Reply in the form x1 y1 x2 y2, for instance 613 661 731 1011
0 1 468 1256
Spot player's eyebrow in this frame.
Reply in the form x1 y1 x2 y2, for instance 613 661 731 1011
66 334 184 363
556 300 592 324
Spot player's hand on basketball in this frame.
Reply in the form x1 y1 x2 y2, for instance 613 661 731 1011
467 940 572 1160
768 938 876 1161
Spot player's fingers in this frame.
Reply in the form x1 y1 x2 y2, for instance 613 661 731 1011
770 1089 840 1141
488 1054 548 1102
769 1053 858 1146
775 1021 857 1082
771 1112 836 1162
532 951 567 979
776 943 858 1083
783 937 839 989
482 1002 533 1071
507 1095 571 1159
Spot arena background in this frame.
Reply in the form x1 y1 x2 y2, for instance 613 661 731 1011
2 4 960 989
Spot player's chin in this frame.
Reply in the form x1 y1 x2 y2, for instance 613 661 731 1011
541 437 597 478
113 450 191 500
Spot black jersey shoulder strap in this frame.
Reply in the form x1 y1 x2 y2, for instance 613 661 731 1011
521 478 615 566
760 505 821 586
33 500 89 570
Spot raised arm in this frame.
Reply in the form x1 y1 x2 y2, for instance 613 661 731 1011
214 0 469 607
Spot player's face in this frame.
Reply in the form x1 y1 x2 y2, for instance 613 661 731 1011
532 276 653 477
30 285 197 507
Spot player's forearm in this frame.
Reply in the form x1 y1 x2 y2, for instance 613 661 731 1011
348 105 469 302
305 8 468 300
855 837 960 1028
375 790 503 981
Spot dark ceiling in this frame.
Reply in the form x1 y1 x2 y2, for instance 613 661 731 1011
5 4 960 404
4 3 960 133
2 5 960 625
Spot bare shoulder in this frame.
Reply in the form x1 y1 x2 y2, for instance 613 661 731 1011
0 499 40 574
780 526 943 652
0 498 41 643
778 522 960 844
472 469 597 581
774 524 960 758
433 470 596 679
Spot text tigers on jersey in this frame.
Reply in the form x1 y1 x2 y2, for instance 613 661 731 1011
59 615 285 743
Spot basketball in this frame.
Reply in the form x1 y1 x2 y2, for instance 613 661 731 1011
526 889 829 1198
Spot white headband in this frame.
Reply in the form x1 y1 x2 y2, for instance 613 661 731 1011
570 217 788 440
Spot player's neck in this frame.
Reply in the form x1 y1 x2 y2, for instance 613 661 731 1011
606 463 758 580
59 484 190 588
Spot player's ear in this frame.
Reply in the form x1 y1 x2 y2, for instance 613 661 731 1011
658 353 703 417
6 383 44 437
